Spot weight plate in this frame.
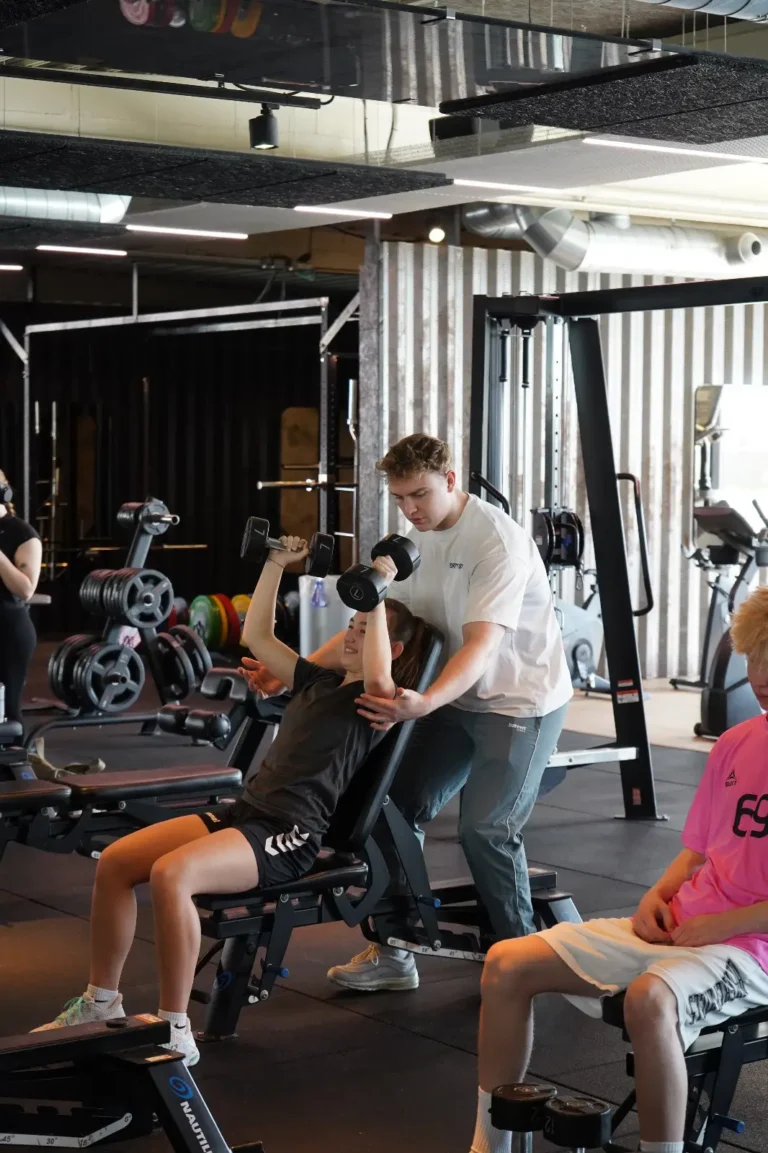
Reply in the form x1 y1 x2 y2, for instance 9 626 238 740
231 593 252 647
213 0 237 31
210 595 230 649
189 0 220 30
155 633 197 700
215 593 241 647
190 595 220 649
73 643 146 714
112 569 174 629
231 0 262 36
48 634 96 709
170 624 213 684
80 569 113 617
148 0 175 25
119 0 152 24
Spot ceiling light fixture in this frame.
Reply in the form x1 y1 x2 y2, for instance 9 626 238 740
126 224 249 240
0 264 23 271
428 224 446 244
249 104 279 151
293 205 393 220
36 245 128 257
584 138 768 166
453 178 568 194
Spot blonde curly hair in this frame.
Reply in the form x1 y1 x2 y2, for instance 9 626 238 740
731 586 768 666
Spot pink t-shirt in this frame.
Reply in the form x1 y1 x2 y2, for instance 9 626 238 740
671 713 768 972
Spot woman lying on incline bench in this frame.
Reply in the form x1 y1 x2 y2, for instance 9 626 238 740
34 535 429 1067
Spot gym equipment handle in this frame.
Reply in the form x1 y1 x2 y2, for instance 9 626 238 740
256 480 357 490
470 471 511 516
617 473 654 618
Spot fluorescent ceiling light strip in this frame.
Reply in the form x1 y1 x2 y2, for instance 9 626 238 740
453 178 567 194
37 245 127 257
585 138 768 166
293 205 392 219
0 264 23 271
126 223 249 240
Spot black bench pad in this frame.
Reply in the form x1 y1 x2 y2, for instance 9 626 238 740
603 991 768 1035
0 1016 170 1074
63 764 242 802
195 856 369 910
0 779 72 811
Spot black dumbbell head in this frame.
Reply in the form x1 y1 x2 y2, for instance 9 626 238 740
307 532 335 578
337 564 388 613
491 1083 558 1133
543 1096 612 1149
242 517 271 562
371 533 420 581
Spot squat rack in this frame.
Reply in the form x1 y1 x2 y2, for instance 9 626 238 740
469 274 768 822
0 292 360 567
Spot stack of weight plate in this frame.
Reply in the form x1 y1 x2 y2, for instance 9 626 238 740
119 0 263 38
189 592 297 652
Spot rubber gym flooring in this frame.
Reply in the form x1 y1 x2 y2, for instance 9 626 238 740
3 650 766 1153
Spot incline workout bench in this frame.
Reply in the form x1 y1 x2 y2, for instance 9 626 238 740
187 627 581 1040
603 991 768 1151
0 1016 261 1151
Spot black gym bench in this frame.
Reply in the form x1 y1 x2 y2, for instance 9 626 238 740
0 1016 261 1152
603 990 768 1151
186 628 581 1040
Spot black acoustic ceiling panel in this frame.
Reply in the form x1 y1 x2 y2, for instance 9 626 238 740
0 0 86 30
0 128 450 206
440 51 768 144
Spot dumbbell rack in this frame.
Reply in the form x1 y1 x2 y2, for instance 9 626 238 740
26 499 211 750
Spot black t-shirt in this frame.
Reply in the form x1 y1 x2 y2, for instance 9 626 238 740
0 516 40 606
242 658 387 836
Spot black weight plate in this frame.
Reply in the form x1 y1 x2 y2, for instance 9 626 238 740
543 1095 612 1149
115 569 174 628
155 633 196 700
371 533 420 580
491 1083 557 1133
73 642 146 714
170 624 213 685
48 634 95 708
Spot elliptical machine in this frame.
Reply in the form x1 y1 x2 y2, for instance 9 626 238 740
675 501 768 739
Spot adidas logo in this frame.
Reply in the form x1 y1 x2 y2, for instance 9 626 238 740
265 826 311 857
726 770 737 788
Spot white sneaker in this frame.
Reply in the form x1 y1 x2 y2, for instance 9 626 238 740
32 992 125 1031
327 943 419 992
163 1023 200 1068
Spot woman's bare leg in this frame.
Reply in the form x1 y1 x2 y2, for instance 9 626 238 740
149 828 259 1014
89 816 210 991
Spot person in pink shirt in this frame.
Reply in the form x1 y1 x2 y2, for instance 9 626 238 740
469 585 768 1153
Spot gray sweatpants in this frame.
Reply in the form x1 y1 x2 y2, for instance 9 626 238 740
386 702 568 940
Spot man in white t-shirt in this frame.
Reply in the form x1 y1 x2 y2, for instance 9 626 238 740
322 434 573 991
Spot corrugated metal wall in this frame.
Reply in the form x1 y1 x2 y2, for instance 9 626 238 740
367 241 768 679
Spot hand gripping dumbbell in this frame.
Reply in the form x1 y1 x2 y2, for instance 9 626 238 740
241 517 335 578
337 534 420 612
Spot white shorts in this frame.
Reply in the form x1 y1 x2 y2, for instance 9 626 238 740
540 917 768 1052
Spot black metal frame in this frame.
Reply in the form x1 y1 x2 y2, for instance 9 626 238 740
470 277 768 820
0 1016 252 1153
604 993 768 1151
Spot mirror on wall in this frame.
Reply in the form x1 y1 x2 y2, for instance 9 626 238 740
693 384 768 544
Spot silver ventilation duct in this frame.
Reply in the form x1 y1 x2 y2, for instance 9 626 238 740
462 202 765 277
633 1 768 19
0 188 131 224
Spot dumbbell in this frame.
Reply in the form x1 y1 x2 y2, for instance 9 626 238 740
240 517 335 578
337 534 420 612
492 1084 612 1152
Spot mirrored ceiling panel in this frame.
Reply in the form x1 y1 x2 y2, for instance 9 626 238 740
0 0 674 109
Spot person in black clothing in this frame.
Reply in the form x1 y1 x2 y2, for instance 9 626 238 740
0 470 42 726
34 533 429 1066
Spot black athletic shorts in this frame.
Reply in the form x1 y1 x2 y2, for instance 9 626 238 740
198 800 320 890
